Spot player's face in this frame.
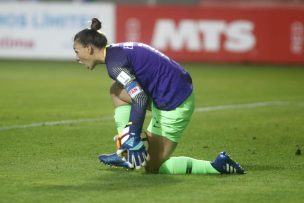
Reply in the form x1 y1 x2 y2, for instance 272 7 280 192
73 41 97 70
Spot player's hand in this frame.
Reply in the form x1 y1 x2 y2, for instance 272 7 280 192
117 133 149 170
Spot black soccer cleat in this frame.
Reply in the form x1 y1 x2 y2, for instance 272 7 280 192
211 151 245 174
99 153 132 169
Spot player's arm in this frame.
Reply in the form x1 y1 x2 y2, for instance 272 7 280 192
115 70 149 169
125 80 148 137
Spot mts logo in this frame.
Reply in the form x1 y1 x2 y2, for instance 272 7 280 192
151 19 256 53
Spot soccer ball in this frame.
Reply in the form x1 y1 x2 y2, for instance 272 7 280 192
115 130 150 151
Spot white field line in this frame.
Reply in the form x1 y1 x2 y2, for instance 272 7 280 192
195 101 290 112
0 117 113 131
0 101 300 132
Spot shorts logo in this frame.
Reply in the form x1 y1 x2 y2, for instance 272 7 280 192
152 119 160 128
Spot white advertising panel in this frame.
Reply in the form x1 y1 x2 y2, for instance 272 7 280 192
0 2 115 60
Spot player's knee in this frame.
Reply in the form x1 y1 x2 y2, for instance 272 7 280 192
109 82 122 97
110 82 131 106
145 164 160 174
145 157 166 174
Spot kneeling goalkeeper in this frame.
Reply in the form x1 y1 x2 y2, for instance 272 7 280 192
73 18 245 175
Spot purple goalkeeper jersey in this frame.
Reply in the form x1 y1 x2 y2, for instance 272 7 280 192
104 42 193 111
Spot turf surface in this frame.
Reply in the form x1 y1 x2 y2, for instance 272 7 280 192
0 60 303 203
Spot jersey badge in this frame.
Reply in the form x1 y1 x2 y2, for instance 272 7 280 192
117 71 131 86
126 81 142 99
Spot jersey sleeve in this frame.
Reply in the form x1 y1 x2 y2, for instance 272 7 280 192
112 67 148 137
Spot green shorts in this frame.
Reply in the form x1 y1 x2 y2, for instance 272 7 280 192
147 92 195 143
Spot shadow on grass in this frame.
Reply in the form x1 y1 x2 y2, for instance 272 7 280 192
31 168 182 192
242 164 285 171
30 163 254 193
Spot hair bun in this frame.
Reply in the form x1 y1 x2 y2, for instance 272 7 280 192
91 18 102 31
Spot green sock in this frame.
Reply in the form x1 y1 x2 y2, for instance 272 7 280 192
159 156 220 175
114 105 131 134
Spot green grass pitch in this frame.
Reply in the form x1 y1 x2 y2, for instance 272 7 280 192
0 60 304 203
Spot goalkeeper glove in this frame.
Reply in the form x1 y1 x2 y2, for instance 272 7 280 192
117 125 149 169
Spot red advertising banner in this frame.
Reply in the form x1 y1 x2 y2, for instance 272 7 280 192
116 5 304 64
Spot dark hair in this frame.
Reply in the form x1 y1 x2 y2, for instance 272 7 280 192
74 18 107 48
